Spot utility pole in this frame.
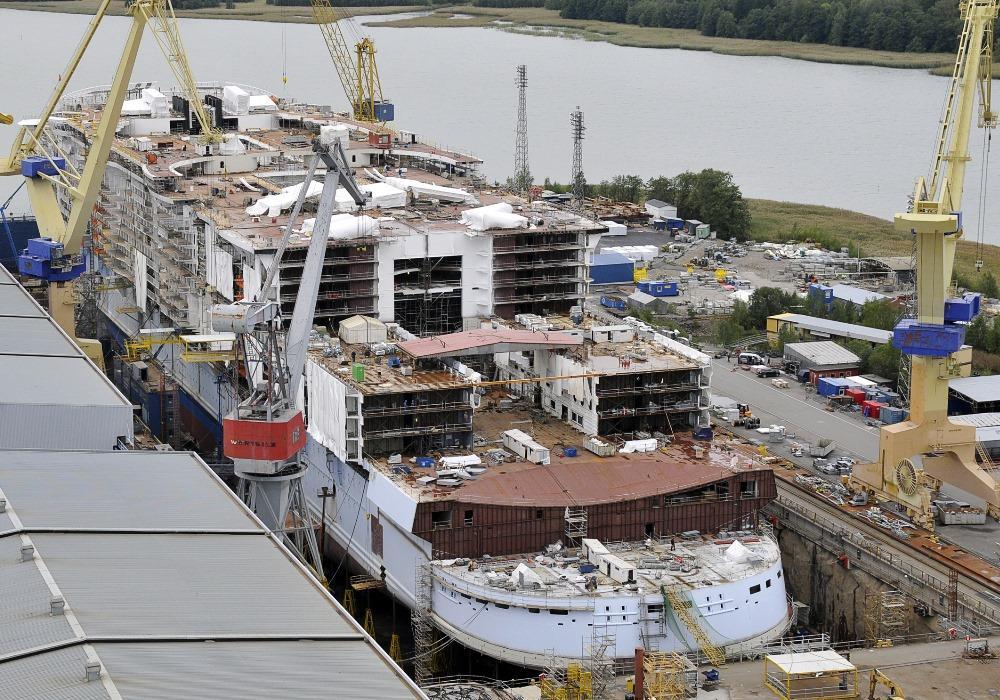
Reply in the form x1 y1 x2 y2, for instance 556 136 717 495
570 106 586 207
513 64 532 193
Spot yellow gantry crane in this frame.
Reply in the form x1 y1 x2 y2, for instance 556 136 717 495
310 0 393 124
852 0 1000 525
0 0 218 368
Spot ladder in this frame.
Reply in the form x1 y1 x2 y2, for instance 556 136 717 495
663 585 726 667
976 441 997 473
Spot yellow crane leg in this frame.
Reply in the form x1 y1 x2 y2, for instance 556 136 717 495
62 7 148 254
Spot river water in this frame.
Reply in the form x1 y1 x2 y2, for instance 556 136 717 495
1 8 998 243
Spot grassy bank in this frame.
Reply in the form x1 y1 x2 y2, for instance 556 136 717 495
367 6 958 71
747 198 1000 286
0 0 414 23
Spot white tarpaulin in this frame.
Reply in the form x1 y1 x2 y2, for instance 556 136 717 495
141 88 168 118
205 229 217 286
724 540 753 563
620 438 657 454
133 250 148 311
223 85 249 115
460 202 528 232
439 455 483 469
214 249 234 301
335 181 406 212
305 359 348 462
247 94 277 112
245 181 323 217
511 563 544 589
242 262 261 301
298 213 378 240
378 174 476 204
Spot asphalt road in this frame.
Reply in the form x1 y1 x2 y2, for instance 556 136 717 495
708 358 879 461
709 357 1000 562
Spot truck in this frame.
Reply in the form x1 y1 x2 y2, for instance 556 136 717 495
809 438 835 458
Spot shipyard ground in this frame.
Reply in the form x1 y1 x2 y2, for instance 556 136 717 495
711 636 1000 699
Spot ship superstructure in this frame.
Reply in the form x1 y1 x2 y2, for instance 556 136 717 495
44 80 789 666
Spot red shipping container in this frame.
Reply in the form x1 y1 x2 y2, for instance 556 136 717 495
846 388 866 405
862 400 887 419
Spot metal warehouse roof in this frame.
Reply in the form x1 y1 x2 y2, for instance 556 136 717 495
0 354 130 406
949 375 1000 404
784 340 860 367
0 315 80 356
771 313 893 344
830 284 888 306
0 449 425 700
0 283 47 317
0 274 133 449
950 413 1000 444
592 251 633 266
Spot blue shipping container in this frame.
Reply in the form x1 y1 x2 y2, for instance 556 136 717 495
591 251 634 285
374 101 395 122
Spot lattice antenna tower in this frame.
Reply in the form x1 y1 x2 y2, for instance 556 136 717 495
513 65 532 193
571 106 586 205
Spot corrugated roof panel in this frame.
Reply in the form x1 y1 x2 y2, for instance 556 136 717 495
30 533 356 638
949 375 1000 403
785 341 860 366
0 537 78 656
95 641 421 700
0 284 46 317
0 451 259 531
0 356 131 407
0 316 81 357
774 313 892 344
950 412 1000 428
0 646 110 700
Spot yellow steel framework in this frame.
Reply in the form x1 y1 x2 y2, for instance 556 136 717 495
0 113 12 125
642 651 690 700
311 0 388 123
0 0 217 368
539 662 593 700
851 0 1000 526
663 585 726 667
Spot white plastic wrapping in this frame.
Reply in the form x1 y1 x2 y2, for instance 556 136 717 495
133 250 148 311
335 181 406 211
460 202 528 232
245 181 323 217
305 358 348 462
380 175 477 203
223 85 249 115
297 213 379 240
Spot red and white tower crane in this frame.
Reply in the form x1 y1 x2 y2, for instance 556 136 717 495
211 139 368 575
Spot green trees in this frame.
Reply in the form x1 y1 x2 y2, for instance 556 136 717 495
558 0 966 54
540 169 750 238
746 287 799 328
651 169 751 239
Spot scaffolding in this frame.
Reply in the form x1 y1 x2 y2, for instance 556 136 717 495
663 585 726 667
565 506 588 548
863 590 908 646
642 652 692 700
585 624 616 700
412 562 436 686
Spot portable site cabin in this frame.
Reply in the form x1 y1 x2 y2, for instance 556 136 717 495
503 429 551 465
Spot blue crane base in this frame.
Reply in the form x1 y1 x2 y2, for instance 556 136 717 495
892 319 966 358
17 237 86 282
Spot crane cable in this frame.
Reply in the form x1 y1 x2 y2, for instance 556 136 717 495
975 128 990 270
